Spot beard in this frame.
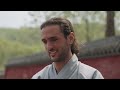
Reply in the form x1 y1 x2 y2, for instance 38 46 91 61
50 51 67 62
48 45 69 62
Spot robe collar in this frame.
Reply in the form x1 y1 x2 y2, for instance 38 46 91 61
49 54 79 79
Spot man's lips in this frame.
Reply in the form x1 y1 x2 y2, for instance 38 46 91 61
49 51 57 57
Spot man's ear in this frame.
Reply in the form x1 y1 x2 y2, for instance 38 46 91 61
68 32 75 44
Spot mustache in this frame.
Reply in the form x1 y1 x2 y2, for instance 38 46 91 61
48 48 56 52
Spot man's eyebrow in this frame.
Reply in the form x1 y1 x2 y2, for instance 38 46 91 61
41 39 45 42
49 36 57 39
41 36 57 41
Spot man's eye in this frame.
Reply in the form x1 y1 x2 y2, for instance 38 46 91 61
42 40 47 44
52 39 58 41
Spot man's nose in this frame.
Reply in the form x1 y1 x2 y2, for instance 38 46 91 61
46 42 54 50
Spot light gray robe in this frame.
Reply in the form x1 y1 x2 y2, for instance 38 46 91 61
32 54 104 79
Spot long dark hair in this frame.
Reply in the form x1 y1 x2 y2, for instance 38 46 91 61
40 17 80 55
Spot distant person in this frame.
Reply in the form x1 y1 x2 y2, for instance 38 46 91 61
32 17 104 79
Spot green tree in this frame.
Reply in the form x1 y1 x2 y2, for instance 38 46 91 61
28 11 106 42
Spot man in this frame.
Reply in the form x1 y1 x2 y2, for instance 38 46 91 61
32 17 104 79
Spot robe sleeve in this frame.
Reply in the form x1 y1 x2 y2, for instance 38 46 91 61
31 65 51 79
92 70 104 79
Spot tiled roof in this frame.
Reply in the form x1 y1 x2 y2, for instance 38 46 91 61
79 36 120 59
0 71 4 79
6 52 51 67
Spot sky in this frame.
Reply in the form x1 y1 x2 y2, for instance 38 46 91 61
0 11 32 28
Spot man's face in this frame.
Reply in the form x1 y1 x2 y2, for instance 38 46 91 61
41 25 71 62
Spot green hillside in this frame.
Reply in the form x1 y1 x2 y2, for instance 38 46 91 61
0 27 45 70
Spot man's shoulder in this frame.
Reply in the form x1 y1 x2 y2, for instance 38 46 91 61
31 64 52 79
78 62 104 79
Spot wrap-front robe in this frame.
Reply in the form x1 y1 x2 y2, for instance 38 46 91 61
32 54 104 79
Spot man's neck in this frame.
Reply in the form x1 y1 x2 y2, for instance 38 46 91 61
54 53 73 74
